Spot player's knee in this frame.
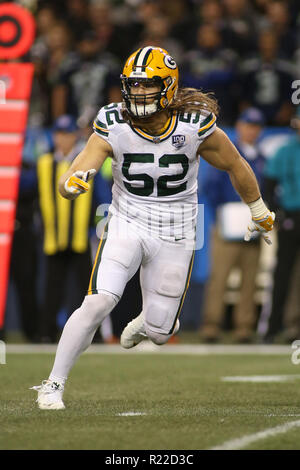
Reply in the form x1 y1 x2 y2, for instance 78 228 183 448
144 301 169 330
144 303 171 345
144 326 170 345
155 265 185 298
79 292 118 328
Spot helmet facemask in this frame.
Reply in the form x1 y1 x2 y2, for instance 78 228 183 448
121 76 171 119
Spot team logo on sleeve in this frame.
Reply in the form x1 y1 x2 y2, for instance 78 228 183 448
172 134 186 148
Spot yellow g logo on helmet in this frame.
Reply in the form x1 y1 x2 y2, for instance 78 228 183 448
121 46 179 118
164 54 177 70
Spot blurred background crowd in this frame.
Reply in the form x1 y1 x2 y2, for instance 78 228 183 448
2 0 300 345
26 0 299 128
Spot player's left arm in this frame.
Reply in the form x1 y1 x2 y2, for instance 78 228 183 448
198 127 275 244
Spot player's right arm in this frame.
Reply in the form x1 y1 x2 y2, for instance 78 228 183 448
59 133 113 200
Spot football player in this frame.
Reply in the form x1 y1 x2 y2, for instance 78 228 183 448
31 46 275 409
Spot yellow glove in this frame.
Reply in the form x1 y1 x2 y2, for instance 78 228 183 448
244 197 275 245
64 169 96 195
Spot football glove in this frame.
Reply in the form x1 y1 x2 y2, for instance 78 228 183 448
64 169 96 196
244 210 276 245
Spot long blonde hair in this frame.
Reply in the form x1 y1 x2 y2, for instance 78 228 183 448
169 87 219 116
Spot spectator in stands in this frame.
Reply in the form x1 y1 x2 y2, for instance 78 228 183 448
37 115 112 342
239 29 295 126
136 15 184 65
124 0 163 48
160 0 195 50
222 0 258 56
88 0 136 63
259 0 297 59
10 160 40 343
251 0 272 15
46 22 73 88
29 5 61 127
200 108 266 343
263 107 300 343
198 0 224 27
28 52 51 127
181 23 238 125
52 30 121 126
34 5 58 52
30 17 73 127
65 0 92 38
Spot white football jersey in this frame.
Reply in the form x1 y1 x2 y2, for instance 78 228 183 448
93 102 216 240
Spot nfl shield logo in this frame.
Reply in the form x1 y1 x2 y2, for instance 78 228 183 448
172 135 185 148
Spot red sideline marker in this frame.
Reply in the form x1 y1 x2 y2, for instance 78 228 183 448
0 3 35 329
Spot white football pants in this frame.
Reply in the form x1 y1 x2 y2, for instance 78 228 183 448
88 214 195 336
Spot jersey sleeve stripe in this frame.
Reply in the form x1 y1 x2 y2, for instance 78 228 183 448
198 113 213 130
93 121 109 136
198 115 216 136
93 127 109 137
94 118 108 129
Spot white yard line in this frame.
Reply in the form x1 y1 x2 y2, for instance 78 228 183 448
5 343 292 355
210 420 300 450
117 412 147 416
222 375 300 383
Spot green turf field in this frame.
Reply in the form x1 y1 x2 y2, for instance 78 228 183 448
1 347 300 450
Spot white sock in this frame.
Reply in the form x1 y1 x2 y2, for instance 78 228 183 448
48 374 66 387
49 292 118 381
